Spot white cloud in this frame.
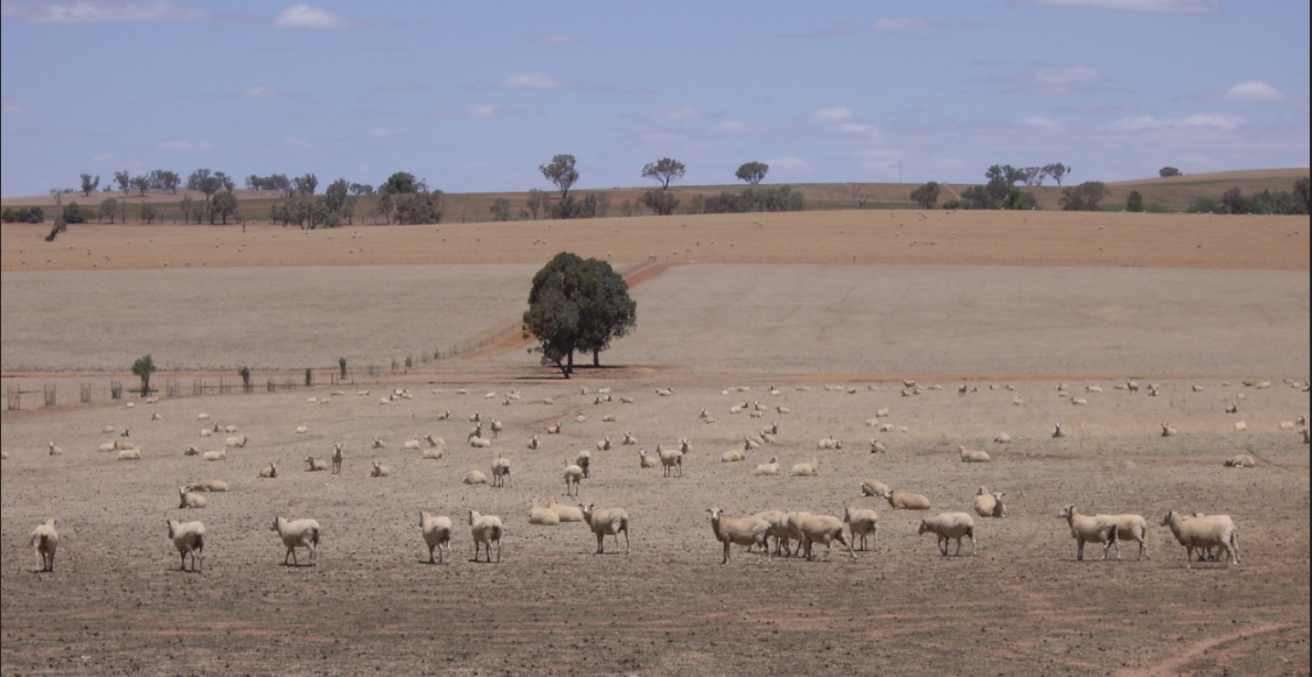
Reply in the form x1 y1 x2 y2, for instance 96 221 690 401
1010 0 1222 12
766 156 810 170
1023 116 1062 129
1112 114 1246 131
8 1 209 24
650 106 707 122
1221 81 1289 102
271 4 351 29
154 140 216 152
808 107 856 124
1034 66 1106 86
868 17 933 31
532 32 579 44
240 86 284 100
500 73 568 90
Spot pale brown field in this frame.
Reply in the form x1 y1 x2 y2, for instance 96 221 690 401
1 211 1308 677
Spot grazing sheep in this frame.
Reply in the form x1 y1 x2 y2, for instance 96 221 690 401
419 512 453 564
707 507 770 564
755 456 780 476
331 443 343 474
30 519 59 572
789 513 856 561
791 458 820 477
305 456 328 472
528 499 560 526
270 516 320 566
491 454 511 487
547 497 584 523
656 443 684 478
886 490 931 510
463 470 489 485
1223 454 1257 468
527 435 541 450
167 519 206 572
189 478 228 492
259 462 278 478
574 450 592 479
1161 423 1177 437
468 510 503 563
370 461 391 478
563 460 583 496
1160 510 1238 569
860 479 890 498
919 513 977 556
843 507 879 551
118 447 142 460
959 445 991 463
224 435 248 448
1057 506 1119 561
581 504 630 555
178 486 207 509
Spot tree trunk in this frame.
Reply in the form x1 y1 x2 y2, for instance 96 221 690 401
592 349 600 367
566 351 575 374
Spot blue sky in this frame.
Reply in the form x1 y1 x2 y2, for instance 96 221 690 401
2 0 1308 197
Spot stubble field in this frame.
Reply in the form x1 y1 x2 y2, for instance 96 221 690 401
1 210 1309 677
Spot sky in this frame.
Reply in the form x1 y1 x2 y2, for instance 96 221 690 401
1 0 1308 198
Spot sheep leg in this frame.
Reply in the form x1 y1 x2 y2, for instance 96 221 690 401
721 541 731 565
595 532 605 555
938 536 950 556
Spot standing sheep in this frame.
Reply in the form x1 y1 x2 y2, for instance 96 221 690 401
1108 513 1151 560
1160 511 1238 569
491 453 511 487
706 508 770 564
655 443 683 478
30 519 58 572
580 504 630 555
788 513 856 561
843 507 879 551
1057 506 1119 561
563 459 583 496
419 511 452 564
270 516 320 566
167 519 206 572
331 443 343 474
919 513 977 556
574 450 592 479
305 456 328 472
468 510 503 563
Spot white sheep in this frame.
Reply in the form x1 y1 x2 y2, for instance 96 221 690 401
959 445 991 463
424 434 444 448
178 486 207 509
1057 506 1119 561
404 438 422 451
463 470 489 485
372 436 386 449
101 441 120 453
860 479 890 498
1161 423 1177 437
920 512 977 556
118 447 142 460
295 424 309 435
596 436 611 452
656 443 684 478
491 453 511 487
167 519 206 572
1160 510 1238 569
638 449 658 468
755 456 780 476
546 421 562 434
562 459 583 496
188 478 228 492
1107 514 1150 559
527 435 541 450
707 507 770 564
788 513 856 561
270 516 320 566
305 456 328 472
202 448 225 462
721 447 746 463
622 431 637 446
370 461 391 478
419 512 453 564
973 487 1006 518
581 503 630 555
47 441 63 456
469 436 493 449
759 431 777 445
30 519 58 572
994 432 1012 444
199 428 212 438
528 499 560 526
817 436 842 450
791 457 820 477
1052 422 1065 438
547 497 584 523
224 435 248 448
742 435 760 451
869 440 887 454
885 490 931 510
259 462 278 478
331 443 343 474
468 510 503 563
843 507 879 551
1223 454 1256 468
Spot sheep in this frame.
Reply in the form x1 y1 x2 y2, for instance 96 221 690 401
259 462 278 478
225 435 248 448
491 453 511 487
469 411 481 423
860 479 890 498
100 441 120 453
620 396 635 404
994 432 1012 444
1225 402 1240 414
973 487 1007 518
656 443 684 478
490 420 503 438
270 516 320 566
30 519 58 572
404 438 422 451
167 519 206 572
199 428 212 438
638 449 658 468
622 431 637 446
575 414 587 423
295 424 308 435
370 461 391 478
118 447 142 460
372 436 386 449
437 410 451 420
422 448 444 460
1052 422 1065 438
563 459 583 496
1107 513 1150 559
121 425 132 437
463 470 489 485
47 441 63 456
188 478 228 492
707 508 770 564
721 447 746 463
1161 423 1177 437
546 421 562 434
424 434 444 448
1223 454 1257 468
547 497 585 523
755 456 780 476
869 440 887 454
1057 506 1119 561
182 445 201 456
885 490 931 510
527 435 541 450
581 503 630 555
791 457 820 477
742 435 760 451
468 510 503 563
469 436 492 449
574 450 592 479
197 413 210 420
330 443 343 474
817 436 842 450
596 436 611 452
1160 510 1238 569
788 513 856 561
178 486 208 509
1233 421 1249 431
528 499 560 526
305 456 328 472
959 445 991 463
202 448 225 462
776 405 790 415
419 512 453 564
843 507 879 551
679 438 695 455
919 512 977 556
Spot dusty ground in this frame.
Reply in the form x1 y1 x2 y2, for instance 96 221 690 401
1 213 1308 677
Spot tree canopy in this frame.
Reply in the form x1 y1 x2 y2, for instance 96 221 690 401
735 162 769 185
539 155 579 198
642 157 686 190
522 252 637 377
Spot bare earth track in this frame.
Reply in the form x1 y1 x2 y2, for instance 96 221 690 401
2 211 1308 677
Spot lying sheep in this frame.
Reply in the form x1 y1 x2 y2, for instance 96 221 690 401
919 512 977 556
885 490 931 510
259 462 278 478
638 449 658 468
419 512 453 564
788 513 856 561
1160 423 1177 437
528 499 560 526
959 445 991 463
1057 506 1119 561
1052 423 1065 438
469 436 493 449
464 470 489 485
817 436 842 450
527 435 541 450
118 447 142 460
860 479 890 498
178 486 207 509
422 448 444 460
974 487 1006 518
1161 510 1238 569
30 519 58 572
791 458 820 477
1223 454 1256 468
994 432 1012 444
869 440 887 454
721 447 746 463
843 507 879 551
47 441 63 456
167 519 206 572
581 504 630 555
224 435 248 448
468 510 503 563
755 456 780 476
305 456 328 472
547 497 584 523
622 432 637 446
370 461 391 478
188 478 228 492
202 448 225 462
403 438 422 451
270 516 320 566
707 507 770 564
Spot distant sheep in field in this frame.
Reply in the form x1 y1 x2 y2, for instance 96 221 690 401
596 437 611 452
638 449 658 468
860 479 890 498
817 436 842 450
574 450 592 479
546 422 562 434
869 440 887 454
562 460 583 496
528 499 560 526
404 438 422 451
656 443 684 478
527 435 541 450
30 519 58 572
791 458 820 477
118 447 142 460
843 507 879 551
994 432 1011 444
225 435 248 448
1223 454 1256 468
919 513 976 556
706 507 770 564
182 445 200 456
47 441 63 456
370 461 391 478
372 437 385 449
259 462 278 478
469 436 493 449
581 503 630 555
490 420 503 438
885 490 931 510
331 443 343 474
222 425 237 434
722 447 746 463
305 456 328 472
422 448 444 460
973 487 1006 518
1052 423 1065 438
188 478 228 492
491 453 511 487
1161 423 1177 437
295 424 308 435
270 516 320 566
167 519 206 572
464 470 489 485
959 445 990 463
547 497 584 523
468 510 503 563
622 432 637 446
419 512 452 564
755 456 780 476
1233 421 1249 431
178 486 207 509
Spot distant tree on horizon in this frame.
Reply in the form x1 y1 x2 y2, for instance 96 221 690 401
80 173 99 197
736 162 769 185
910 181 941 209
1159 166 1182 178
539 155 579 199
642 157 686 190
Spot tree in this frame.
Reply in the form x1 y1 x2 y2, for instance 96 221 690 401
380 171 424 195
1294 177 1310 213
80 173 100 197
131 354 156 397
735 162 769 185
187 169 223 199
211 191 239 224
62 202 87 224
1061 181 1108 211
349 182 374 196
139 202 159 223
522 252 637 377
393 190 443 224
44 215 67 242
526 188 545 220
1159 166 1182 178
100 197 119 223
1126 190 1144 213
114 169 131 195
642 157 685 190
1043 163 1071 185
910 181 941 209
323 178 348 214
638 189 679 216
490 198 511 221
130 175 150 197
152 170 181 194
848 183 870 209
293 173 318 196
539 155 579 199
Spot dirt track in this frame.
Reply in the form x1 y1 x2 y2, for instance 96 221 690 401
2 214 1308 677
